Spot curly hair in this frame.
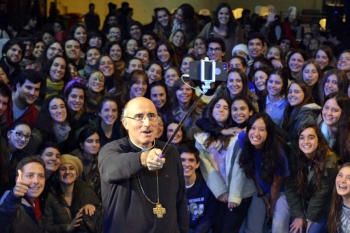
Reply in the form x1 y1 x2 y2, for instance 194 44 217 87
35 95 68 139
176 4 199 37
204 96 232 151
239 113 287 183
328 162 349 233
323 92 350 163
230 96 257 127
294 123 330 194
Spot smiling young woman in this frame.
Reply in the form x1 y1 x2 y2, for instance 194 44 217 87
43 154 101 232
282 80 321 144
197 3 245 61
319 92 350 164
239 113 290 232
195 96 255 232
285 123 338 233
36 95 74 153
329 162 350 233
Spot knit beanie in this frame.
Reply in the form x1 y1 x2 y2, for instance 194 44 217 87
60 154 83 176
232 44 248 56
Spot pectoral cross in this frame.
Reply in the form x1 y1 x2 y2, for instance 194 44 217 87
153 203 166 218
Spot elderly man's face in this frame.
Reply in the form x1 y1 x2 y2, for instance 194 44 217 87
122 98 158 148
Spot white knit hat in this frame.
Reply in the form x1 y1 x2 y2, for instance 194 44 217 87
232 44 248 56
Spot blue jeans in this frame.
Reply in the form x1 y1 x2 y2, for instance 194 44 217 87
290 217 328 233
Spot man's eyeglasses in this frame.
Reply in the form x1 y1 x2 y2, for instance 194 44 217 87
208 47 222 52
11 130 33 141
124 113 158 122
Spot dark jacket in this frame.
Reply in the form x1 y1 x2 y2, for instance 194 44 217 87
43 179 101 233
286 103 321 146
0 190 45 233
98 137 189 233
284 151 338 222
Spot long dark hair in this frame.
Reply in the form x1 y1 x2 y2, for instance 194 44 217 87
94 55 124 92
315 45 335 68
295 123 330 194
230 96 257 128
177 4 199 36
213 3 237 38
36 95 68 136
222 68 248 99
77 126 99 155
323 92 350 163
328 162 349 233
204 96 232 151
155 40 179 67
239 113 287 183
282 80 313 131
41 55 70 85
149 81 171 112
286 49 308 80
39 40 63 69
319 69 348 106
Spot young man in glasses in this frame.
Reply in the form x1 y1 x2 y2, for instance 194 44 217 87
206 37 226 62
99 97 188 233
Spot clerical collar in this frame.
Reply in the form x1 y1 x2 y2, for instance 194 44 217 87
128 137 155 152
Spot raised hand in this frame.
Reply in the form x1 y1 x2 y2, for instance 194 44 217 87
13 169 31 198
141 148 166 171
267 8 278 24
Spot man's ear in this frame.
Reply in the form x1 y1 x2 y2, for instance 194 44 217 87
122 118 128 130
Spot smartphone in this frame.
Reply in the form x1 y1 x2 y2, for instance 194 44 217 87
189 60 228 82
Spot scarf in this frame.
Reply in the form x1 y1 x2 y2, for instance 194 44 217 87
46 77 64 97
85 94 102 113
53 121 71 143
23 196 41 220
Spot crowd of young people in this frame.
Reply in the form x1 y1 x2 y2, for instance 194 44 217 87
0 1 350 232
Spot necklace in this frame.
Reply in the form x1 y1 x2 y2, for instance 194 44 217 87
137 169 166 218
